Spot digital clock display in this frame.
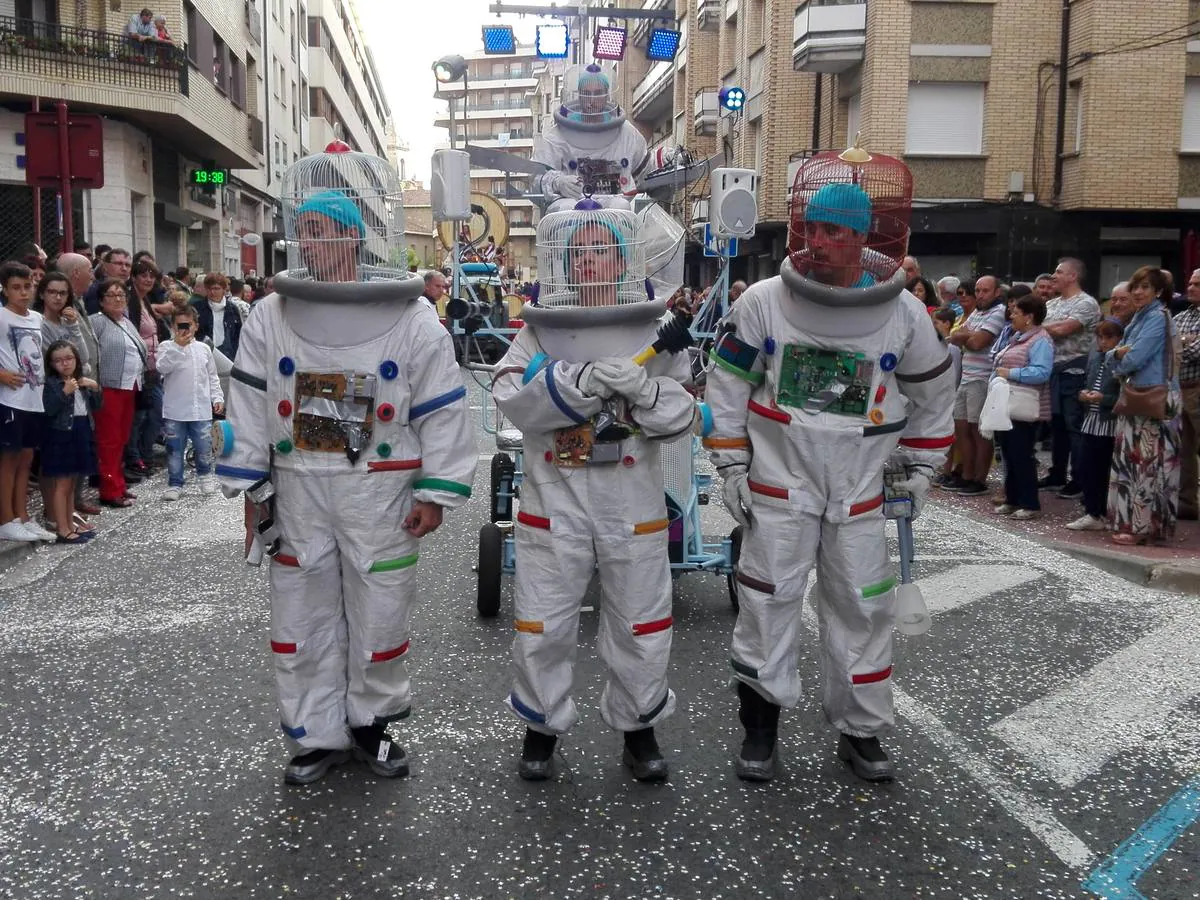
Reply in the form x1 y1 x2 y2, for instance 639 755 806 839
190 169 228 186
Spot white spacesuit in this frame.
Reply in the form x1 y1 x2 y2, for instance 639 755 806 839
705 150 955 783
216 143 476 786
491 200 700 782
533 62 649 210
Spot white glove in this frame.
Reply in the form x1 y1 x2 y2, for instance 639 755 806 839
891 470 932 519
579 362 616 399
545 171 583 200
589 357 655 407
720 465 753 529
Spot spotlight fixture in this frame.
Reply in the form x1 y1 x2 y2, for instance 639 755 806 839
645 27 681 62
433 54 468 84
719 86 746 112
592 25 627 61
535 23 569 59
482 24 517 55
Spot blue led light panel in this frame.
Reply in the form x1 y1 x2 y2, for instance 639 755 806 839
536 23 569 59
482 24 517 55
593 25 627 61
719 86 746 111
646 28 681 62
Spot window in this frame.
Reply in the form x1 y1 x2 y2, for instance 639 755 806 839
1183 78 1200 152
299 4 307 44
213 35 229 93
272 56 280 97
184 3 199 66
231 56 246 109
308 16 320 45
292 81 299 129
1066 81 1082 153
905 82 985 155
289 9 296 59
846 92 861 146
300 76 309 116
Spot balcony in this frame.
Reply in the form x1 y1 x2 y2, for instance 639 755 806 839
725 0 738 21
793 1 866 74
697 0 720 31
631 59 674 124
246 1 262 46
693 89 718 136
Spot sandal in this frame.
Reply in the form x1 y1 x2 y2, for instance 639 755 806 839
99 497 133 509
1111 533 1147 546
71 512 95 532
76 501 101 515
55 532 85 544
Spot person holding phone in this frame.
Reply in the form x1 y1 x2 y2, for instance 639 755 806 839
155 305 223 502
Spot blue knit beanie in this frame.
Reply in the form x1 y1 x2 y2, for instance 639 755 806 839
577 64 610 94
806 182 872 235
296 190 366 238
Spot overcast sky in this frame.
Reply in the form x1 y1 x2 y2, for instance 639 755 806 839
356 0 539 185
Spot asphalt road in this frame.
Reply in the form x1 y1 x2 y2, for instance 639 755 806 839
1 371 1197 899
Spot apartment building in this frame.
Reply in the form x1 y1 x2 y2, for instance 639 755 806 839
0 0 261 271
434 45 542 279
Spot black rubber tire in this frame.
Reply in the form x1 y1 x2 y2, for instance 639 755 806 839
727 525 743 613
477 523 503 618
490 452 515 523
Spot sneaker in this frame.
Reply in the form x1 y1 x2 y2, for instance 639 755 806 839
20 520 57 542
1066 514 1107 531
283 748 350 786
957 481 988 496
939 475 968 492
199 476 219 496
0 519 39 542
837 734 895 783
994 504 1016 516
162 487 182 502
123 471 144 485
1037 476 1067 491
351 723 409 778
1056 483 1083 500
1010 509 1041 520
622 728 669 783
518 727 558 781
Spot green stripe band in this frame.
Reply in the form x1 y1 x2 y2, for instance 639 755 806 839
707 351 764 384
861 577 897 599
369 554 419 573
730 658 760 679
413 478 472 498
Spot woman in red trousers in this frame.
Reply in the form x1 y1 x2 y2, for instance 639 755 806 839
88 278 145 507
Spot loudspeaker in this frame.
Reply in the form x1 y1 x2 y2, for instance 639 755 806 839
431 150 471 222
709 167 758 239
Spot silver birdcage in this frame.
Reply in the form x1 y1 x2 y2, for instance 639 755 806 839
639 202 685 303
535 204 647 309
280 140 408 283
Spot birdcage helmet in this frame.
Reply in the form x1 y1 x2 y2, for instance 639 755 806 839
785 141 913 306
555 62 626 132
275 141 421 303
639 201 685 304
523 199 663 330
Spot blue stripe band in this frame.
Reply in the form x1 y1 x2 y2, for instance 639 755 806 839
698 402 714 437
216 464 270 482
523 352 551 385
280 722 307 739
545 363 587 425
509 691 547 724
409 385 467 421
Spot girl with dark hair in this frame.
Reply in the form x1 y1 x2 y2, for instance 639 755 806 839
905 275 938 313
40 340 101 542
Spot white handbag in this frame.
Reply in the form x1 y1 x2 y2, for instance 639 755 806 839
1007 383 1040 422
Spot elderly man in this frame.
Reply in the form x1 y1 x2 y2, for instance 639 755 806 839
54 253 100 373
1040 258 1101 498
729 280 748 304
82 248 132 315
127 7 156 42
421 270 447 312
1176 269 1200 520
901 256 920 282
936 276 962 314
947 275 1006 495
1108 281 1135 326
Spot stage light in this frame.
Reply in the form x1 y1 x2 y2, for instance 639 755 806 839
536 23 569 59
719 86 746 111
646 27 681 62
482 24 517 55
433 54 468 84
593 25 627 61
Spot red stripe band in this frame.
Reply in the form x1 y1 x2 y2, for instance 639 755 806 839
747 399 792 424
849 493 884 516
852 666 893 685
632 616 673 636
517 510 551 530
747 479 789 500
273 554 301 568
270 640 297 654
367 459 422 472
899 436 954 450
371 640 410 663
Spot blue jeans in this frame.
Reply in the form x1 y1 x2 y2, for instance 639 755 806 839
1048 365 1086 485
164 419 213 488
126 380 164 467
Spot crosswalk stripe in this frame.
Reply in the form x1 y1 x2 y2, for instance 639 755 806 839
918 563 1044 615
989 613 1200 788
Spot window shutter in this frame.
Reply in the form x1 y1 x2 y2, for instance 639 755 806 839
1182 78 1200 152
905 83 985 155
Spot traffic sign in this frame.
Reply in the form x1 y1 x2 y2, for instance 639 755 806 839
702 223 738 258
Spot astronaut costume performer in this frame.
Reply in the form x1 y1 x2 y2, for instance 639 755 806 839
216 142 476 785
491 200 700 782
533 62 649 211
704 147 954 783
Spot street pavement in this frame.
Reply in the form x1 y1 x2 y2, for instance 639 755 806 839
1 372 1198 899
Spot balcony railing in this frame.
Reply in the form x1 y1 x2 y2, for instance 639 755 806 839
0 16 189 96
697 0 720 30
793 1 867 74
693 89 718 136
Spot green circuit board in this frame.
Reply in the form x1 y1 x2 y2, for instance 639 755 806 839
775 343 873 417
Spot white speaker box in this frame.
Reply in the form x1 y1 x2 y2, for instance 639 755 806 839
431 150 471 222
710 167 758 239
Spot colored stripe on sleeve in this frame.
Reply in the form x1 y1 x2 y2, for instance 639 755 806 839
637 691 671 724
517 510 551 530
545 363 588 424
894 355 952 383
863 417 908 437
413 477 472 498
730 658 760 680
368 554 419 573
272 554 301 568
703 435 751 450
371 641 410 663
280 722 307 739
748 399 791 423
633 518 670 535
509 691 547 724
707 350 765 384
851 666 894 685
216 464 270 482
860 577 897 599
736 570 776 595
899 435 955 450
270 640 297 654
410 385 467 421
747 479 789 500
632 616 673 636
231 366 268 391
515 619 545 634
849 493 884 516
367 458 422 472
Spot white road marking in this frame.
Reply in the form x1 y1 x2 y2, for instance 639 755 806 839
919 563 1045 615
990 612 1200 788
896 689 1095 870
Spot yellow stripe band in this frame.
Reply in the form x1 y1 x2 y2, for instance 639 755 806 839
515 619 545 634
703 436 751 450
633 518 670 535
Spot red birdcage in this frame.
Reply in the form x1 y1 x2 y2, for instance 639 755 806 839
787 141 913 286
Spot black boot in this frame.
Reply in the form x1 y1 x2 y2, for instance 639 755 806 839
283 747 350 786
518 727 557 781
736 681 780 782
837 733 895 783
622 727 668 782
351 723 409 778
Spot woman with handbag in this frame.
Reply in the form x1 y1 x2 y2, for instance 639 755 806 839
124 259 170 479
88 279 146 508
992 295 1054 519
1107 266 1182 545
